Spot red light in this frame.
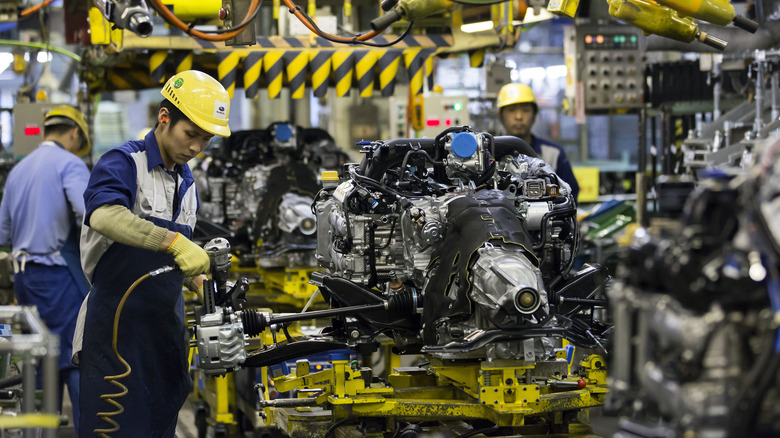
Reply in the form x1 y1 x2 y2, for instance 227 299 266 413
425 119 441 127
445 118 452 126
585 35 593 44
24 127 41 136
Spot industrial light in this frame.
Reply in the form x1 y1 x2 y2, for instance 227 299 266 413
460 20 494 33
453 103 463 111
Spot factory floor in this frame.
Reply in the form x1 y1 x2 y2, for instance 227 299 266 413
58 395 621 437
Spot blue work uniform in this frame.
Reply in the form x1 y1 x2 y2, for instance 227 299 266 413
0 140 90 430
530 135 580 201
74 130 198 437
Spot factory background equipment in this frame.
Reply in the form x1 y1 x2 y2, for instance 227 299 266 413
608 133 780 438
189 126 612 437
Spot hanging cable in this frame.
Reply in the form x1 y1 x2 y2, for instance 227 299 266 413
20 0 54 17
281 0 396 45
146 0 261 42
193 0 264 34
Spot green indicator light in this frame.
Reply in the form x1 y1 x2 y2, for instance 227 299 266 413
453 103 462 111
631 35 637 43
614 36 619 42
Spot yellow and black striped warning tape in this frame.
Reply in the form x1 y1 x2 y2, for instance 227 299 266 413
96 34 496 98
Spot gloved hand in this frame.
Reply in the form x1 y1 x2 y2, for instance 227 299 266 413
166 233 210 276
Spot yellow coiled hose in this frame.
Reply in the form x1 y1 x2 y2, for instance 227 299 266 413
95 266 177 437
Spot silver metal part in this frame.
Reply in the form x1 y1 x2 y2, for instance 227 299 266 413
522 201 551 231
277 193 317 236
469 245 548 329
196 309 247 375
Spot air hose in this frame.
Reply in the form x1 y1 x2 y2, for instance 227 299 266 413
94 265 177 437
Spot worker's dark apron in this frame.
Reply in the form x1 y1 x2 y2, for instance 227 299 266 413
78 218 192 437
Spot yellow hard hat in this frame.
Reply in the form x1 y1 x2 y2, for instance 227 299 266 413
161 70 231 137
44 105 91 158
497 83 537 110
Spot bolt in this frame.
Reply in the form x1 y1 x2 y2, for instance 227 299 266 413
494 388 498 392
350 330 360 339
523 387 527 391
481 389 485 393
523 399 527 403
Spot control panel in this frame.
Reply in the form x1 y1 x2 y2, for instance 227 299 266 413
572 24 645 113
387 95 470 139
417 94 470 138
12 103 61 159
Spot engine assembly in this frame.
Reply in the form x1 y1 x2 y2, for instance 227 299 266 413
194 127 613 437
194 122 348 268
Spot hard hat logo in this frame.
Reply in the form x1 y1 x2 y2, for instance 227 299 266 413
214 102 227 120
174 78 183 88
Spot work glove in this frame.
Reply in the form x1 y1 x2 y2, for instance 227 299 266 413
166 233 210 277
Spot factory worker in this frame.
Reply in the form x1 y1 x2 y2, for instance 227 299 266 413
0 105 91 430
498 83 580 200
74 70 230 437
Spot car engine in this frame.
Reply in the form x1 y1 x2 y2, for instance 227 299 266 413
302 126 607 360
193 122 349 268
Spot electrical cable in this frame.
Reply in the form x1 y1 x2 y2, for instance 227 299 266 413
0 39 81 62
20 0 54 17
293 6 414 47
94 265 177 437
147 0 260 42
188 0 263 34
280 0 404 46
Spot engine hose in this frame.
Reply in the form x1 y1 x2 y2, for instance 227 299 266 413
94 265 177 437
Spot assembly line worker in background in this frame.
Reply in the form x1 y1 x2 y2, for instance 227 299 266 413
72 70 231 437
497 83 580 200
0 106 92 431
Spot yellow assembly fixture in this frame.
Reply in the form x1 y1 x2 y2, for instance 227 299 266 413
548 0 580 19
655 0 758 32
607 0 727 50
160 0 221 21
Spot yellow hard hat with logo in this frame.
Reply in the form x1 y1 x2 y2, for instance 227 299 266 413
497 83 538 112
44 106 91 158
161 70 231 137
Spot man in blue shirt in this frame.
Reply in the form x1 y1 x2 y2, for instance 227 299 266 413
497 83 580 200
0 105 91 430
73 70 230 437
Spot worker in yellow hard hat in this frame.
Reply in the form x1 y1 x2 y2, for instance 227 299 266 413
0 105 91 430
74 70 231 436
497 83 579 200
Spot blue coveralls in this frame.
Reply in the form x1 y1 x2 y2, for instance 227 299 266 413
0 140 90 431
74 130 198 437
530 135 580 201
